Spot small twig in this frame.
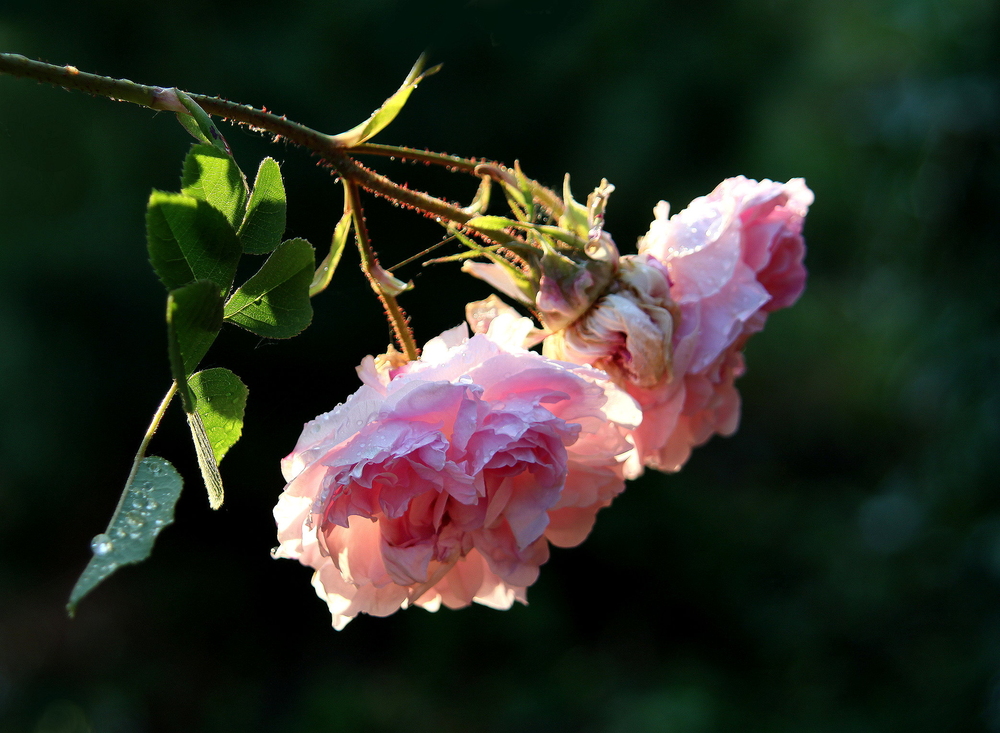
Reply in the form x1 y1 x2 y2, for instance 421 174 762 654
386 235 456 272
343 179 419 361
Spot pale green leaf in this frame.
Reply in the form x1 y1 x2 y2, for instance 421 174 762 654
310 209 351 297
67 457 183 615
175 89 230 155
330 56 441 147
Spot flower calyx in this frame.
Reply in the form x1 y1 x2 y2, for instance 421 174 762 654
459 173 622 332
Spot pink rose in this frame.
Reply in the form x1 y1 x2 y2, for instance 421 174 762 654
640 176 812 373
540 176 811 476
630 176 812 472
273 314 640 629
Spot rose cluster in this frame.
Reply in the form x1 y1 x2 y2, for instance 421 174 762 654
275 176 812 628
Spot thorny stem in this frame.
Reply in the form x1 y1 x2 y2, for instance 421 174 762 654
0 53 533 352
352 143 483 173
343 179 420 361
0 53 487 231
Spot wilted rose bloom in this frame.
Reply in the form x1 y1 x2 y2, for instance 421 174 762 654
273 311 640 629
543 254 678 390
545 176 812 475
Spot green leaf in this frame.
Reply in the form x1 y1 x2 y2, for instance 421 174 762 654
175 89 231 155
189 368 248 464
238 157 286 254
167 280 224 411
177 111 214 148
330 56 442 147
187 410 225 510
310 210 351 297
224 238 315 338
67 456 183 615
146 191 243 292
181 144 249 229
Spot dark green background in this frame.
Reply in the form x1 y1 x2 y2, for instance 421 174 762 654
1 1 998 730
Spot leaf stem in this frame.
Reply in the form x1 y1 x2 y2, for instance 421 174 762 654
110 382 178 528
343 180 419 361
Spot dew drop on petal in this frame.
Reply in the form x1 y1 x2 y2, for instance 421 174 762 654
146 500 159 511
90 534 114 556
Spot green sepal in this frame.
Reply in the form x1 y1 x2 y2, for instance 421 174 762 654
464 176 492 216
512 162 537 221
167 280 224 411
146 191 243 293
67 456 183 616
224 238 315 338
465 215 519 232
238 157 286 254
181 144 249 229
330 56 442 148
310 210 351 297
449 228 538 304
559 174 591 238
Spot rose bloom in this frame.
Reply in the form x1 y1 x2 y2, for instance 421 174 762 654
546 176 812 475
273 311 640 629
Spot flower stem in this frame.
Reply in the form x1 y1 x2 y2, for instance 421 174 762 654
343 179 419 361
109 382 177 528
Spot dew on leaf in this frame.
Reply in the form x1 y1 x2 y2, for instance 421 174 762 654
90 534 114 556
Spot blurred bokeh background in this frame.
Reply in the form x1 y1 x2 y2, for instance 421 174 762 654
1 0 998 730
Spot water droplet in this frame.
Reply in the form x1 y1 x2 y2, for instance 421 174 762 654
114 528 126 539
131 499 143 510
154 519 165 527
146 500 159 511
129 532 141 540
90 534 114 556
125 516 141 528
